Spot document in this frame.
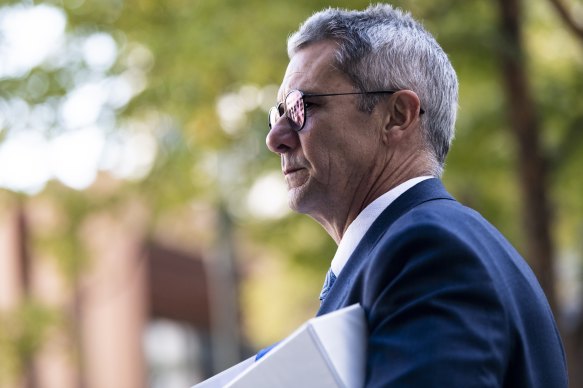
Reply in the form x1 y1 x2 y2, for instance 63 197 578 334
193 304 367 388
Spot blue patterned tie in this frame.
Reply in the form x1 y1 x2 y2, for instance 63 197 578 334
319 268 337 303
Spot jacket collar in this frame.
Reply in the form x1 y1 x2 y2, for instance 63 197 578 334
317 178 455 315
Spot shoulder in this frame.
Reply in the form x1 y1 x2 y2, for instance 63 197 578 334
365 205 500 296
373 197 510 268
356 200 567 387
371 199 492 265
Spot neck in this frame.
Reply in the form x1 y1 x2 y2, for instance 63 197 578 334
312 158 435 244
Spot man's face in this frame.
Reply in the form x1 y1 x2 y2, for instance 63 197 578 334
266 40 386 221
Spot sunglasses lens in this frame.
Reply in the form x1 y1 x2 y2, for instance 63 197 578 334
268 106 280 129
285 90 304 130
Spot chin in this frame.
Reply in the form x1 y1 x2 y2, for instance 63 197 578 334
287 195 304 214
287 187 324 216
287 187 309 214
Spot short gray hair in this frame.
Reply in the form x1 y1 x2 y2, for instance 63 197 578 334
288 4 458 175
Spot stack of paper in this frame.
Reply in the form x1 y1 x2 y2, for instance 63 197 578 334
194 304 367 388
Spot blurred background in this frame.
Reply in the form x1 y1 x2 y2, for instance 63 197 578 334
0 0 582 386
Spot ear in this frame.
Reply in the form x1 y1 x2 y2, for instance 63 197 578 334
381 90 423 145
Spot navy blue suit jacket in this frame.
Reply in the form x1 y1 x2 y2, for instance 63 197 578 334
317 179 567 387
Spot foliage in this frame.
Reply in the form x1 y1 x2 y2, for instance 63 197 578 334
0 300 58 385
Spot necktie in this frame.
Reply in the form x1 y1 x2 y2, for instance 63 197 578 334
319 268 337 303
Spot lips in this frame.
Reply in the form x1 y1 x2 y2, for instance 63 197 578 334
282 157 307 177
283 167 303 175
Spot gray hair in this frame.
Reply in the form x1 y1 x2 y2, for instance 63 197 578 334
287 4 458 175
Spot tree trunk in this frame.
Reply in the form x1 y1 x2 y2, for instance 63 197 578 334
496 0 583 385
496 0 557 313
15 201 38 388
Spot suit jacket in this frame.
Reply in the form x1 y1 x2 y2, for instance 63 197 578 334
317 178 568 387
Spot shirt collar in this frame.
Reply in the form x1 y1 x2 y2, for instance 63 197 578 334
330 176 433 276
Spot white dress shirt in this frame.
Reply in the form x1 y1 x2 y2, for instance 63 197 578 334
330 176 433 276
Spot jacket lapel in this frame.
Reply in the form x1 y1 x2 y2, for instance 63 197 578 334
317 178 455 315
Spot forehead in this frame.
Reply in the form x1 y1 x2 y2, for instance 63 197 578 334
278 40 350 99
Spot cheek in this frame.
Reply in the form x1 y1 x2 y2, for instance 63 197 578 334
298 135 330 179
301 113 377 178
309 143 353 186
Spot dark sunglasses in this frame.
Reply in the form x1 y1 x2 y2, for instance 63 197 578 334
268 89 424 131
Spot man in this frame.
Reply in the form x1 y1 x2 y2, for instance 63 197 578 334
265 4 568 387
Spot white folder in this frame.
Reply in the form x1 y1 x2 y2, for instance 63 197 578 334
193 304 367 388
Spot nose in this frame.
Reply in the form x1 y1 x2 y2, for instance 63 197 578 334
266 117 299 154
